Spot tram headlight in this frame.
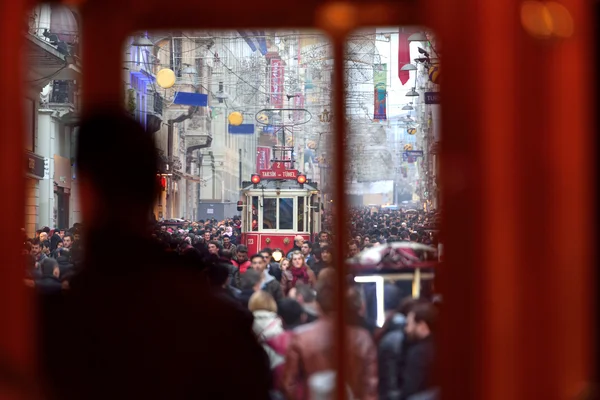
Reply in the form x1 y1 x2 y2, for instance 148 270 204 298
297 174 307 186
251 174 261 185
272 249 284 262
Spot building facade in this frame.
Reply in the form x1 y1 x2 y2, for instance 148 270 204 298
25 4 82 235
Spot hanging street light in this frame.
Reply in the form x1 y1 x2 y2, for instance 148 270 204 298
132 35 154 47
401 63 418 71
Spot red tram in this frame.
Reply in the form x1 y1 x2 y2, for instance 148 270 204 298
239 163 321 255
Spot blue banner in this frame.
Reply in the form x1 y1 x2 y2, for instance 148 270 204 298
228 124 255 134
173 92 208 106
402 150 424 162
238 30 268 56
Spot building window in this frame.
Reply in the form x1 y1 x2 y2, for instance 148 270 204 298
50 80 74 104
297 196 305 232
24 98 35 152
172 37 182 77
251 196 259 231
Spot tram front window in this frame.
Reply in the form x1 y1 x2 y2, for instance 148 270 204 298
279 198 294 230
252 196 259 231
263 198 277 229
297 197 305 232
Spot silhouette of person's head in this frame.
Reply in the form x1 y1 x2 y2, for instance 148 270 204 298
76 109 158 233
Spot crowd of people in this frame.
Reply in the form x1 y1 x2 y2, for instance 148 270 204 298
23 207 439 400
19 111 440 400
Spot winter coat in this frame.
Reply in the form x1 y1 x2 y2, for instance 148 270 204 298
237 289 255 309
252 310 286 368
378 313 407 400
50 233 62 252
56 255 74 282
261 270 284 301
283 318 378 400
35 259 62 295
232 259 251 273
400 336 435 400
253 310 291 396
226 262 241 288
35 277 63 295
309 260 331 279
40 232 272 400
268 262 282 282
223 243 237 255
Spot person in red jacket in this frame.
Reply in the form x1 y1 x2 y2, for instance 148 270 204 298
232 245 251 273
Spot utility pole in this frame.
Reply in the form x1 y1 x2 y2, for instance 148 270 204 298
166 119 173 218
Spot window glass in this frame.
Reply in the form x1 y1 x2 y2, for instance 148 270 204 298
297 196 305 232
24 98 35 152
279 198 294 230
252 196 258 231
263 198 277 229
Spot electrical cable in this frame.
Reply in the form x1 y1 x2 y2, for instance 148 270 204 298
26 65 68 84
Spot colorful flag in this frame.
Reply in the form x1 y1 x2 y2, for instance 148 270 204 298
374 64 387 120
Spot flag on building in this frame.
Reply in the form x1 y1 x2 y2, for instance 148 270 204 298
373 64 387 120
256 147 271 171
398 32 411 85
238 30 268 56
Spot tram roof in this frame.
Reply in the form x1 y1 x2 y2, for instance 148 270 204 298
242 180 318 192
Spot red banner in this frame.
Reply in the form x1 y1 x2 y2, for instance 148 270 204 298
398 32 411 85
270 58 284 108
256 146 271 172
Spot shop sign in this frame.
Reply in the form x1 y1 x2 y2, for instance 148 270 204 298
424 92 441 104
402 150 424 160
25 151 45 179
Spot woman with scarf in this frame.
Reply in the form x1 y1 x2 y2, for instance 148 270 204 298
280 251 317 296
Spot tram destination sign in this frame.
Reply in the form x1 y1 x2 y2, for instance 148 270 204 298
259 169 299 180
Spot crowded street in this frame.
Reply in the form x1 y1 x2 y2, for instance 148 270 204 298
17 22 445 399
3 0 594 399
24 203 441 400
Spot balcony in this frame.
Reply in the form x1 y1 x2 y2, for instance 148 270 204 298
185 114 212 153
50 80 76 105
25 34 81 90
